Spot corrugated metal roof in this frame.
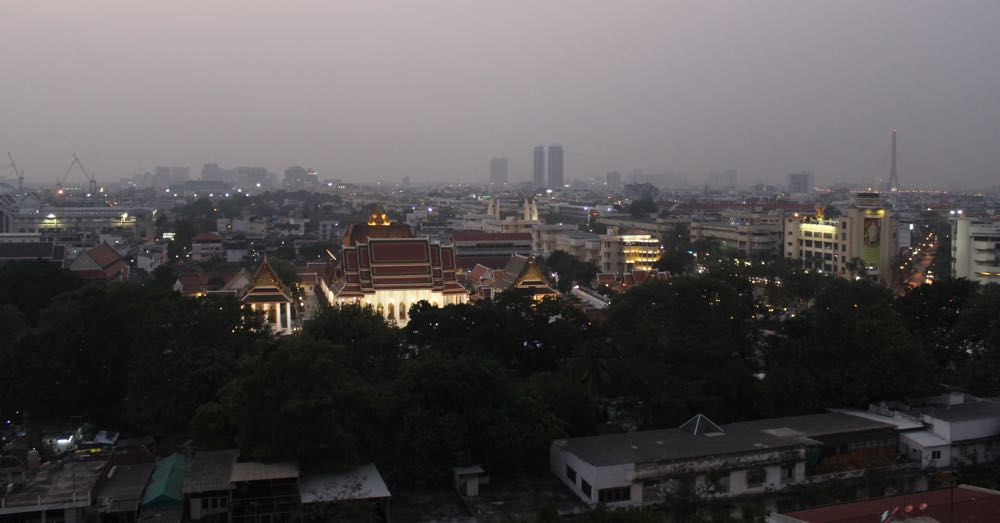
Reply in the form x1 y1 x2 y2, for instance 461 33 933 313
183 450 239 494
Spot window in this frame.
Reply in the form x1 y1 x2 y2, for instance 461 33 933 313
581 479 592 498
220 498 227 508
931 450 941 460
211 498 219 508
747 468 766 488
782 464 796 482
201 499 209 509
566 465 577 483
598 487 631 503
823 232 833 239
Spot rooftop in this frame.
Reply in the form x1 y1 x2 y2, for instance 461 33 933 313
299 463 390 504
779 485 1000 523
230 462 299 483
558 420 818 467
183 449 239 494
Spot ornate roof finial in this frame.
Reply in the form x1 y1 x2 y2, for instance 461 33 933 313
368 195 391 226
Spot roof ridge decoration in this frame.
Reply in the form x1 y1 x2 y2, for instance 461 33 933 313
368 196 391 226
245 256 294 300
679 413 725 436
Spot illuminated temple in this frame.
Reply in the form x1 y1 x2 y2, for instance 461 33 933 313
331 204 468 324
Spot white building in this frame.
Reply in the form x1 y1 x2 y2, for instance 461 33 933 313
550 414 813 509
951 216 1000 285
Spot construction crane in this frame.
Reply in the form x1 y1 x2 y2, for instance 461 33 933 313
2 152 24 194
57 153 98 196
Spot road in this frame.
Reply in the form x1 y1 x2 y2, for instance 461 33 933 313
901 233 938 293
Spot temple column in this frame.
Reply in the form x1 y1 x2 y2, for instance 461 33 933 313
285 302 293 333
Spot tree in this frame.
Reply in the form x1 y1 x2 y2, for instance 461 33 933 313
0 260 81 326
543 251 597 292
628 198 658 218
303 304 401 381
385 351 564 485
13 284 264 431
195 338 378 469
603 277 760 428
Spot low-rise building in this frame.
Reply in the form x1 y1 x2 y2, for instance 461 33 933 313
690 213 783 257
551 412 899 510
190 233 224 262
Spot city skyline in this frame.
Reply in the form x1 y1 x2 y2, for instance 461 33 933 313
3 1 1000 188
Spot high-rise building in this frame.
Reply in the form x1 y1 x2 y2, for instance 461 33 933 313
547 144 564 189
787 171 815 195
533 145 545 189
707 170 738 190
490 157 508 186
606 171 622 189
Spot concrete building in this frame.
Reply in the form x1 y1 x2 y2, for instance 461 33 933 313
10 205 156 243
606 171 623 189
489 157 508 186
547 145 564 189
284 166 318 191
551 412 898 510
690 213 783 257
190 233 224 262
783 193 899 284
551 414 813 509
837 393 1000 472
533 145 546 190
450 231 534 271
786 171 815 195
599 232 663 275
951 215 1000 285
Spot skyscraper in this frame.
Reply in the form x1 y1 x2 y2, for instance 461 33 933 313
888 129 900 192
533 145 545 189
787 171 814 194
547 144 564 189
490 157 508 186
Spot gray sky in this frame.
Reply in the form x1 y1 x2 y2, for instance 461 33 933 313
3 1 999 188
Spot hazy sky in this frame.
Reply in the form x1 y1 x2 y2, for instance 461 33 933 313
3 1 999 188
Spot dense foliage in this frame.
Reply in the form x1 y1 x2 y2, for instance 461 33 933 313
3 260 1000 490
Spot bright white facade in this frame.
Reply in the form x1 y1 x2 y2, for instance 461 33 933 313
951 216 1000 285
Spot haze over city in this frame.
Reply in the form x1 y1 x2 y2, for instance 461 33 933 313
3 1 1000 188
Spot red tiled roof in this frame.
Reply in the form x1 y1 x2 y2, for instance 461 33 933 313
87 243 123 269
783 485 1000 523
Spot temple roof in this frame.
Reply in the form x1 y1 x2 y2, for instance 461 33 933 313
242 257 293 303
342 222 413 247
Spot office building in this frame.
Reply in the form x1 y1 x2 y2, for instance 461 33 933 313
783 193 898 285
951 215 1000 285
786 171 814 195
489 157 508 186
606 171 623 189
533 145 545 189
547 145 564 189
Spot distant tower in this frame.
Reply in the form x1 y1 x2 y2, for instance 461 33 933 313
532 145 545 189
888 129 900 192
547 144 564 189
489 157 508 186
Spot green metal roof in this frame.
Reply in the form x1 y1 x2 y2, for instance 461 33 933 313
142 453 190 508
